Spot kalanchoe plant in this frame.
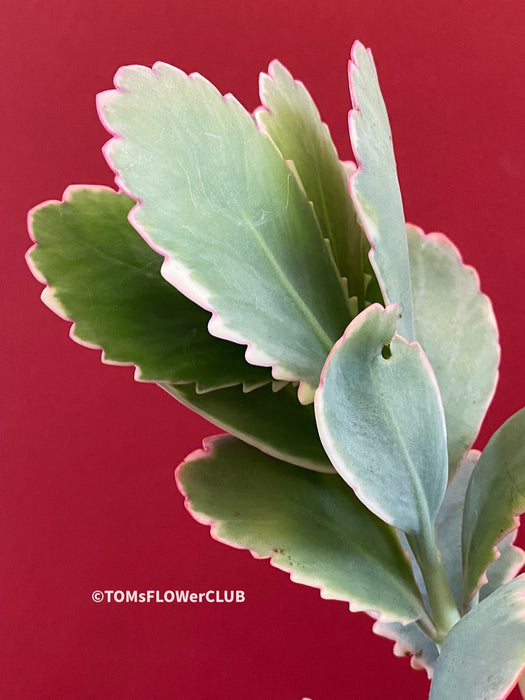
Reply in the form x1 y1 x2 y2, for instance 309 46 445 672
26 41 525 698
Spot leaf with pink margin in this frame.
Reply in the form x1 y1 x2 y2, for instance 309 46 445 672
372 618 438 677
407 224 500 478
348 42 415 342
177 434 429 625
429 575 525 700
434 449 480 608
255 61 367 308
26 187 270 391
480 531 525 602
371 451 479 675
315 303 448 536
462 408 525 608
164 382 334 473
97 62 352 402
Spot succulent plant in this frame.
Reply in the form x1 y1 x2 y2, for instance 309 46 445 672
26 41 525 698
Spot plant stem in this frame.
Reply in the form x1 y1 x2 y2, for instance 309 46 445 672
407 528 461 643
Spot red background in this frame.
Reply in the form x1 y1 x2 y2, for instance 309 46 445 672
3 1 525 698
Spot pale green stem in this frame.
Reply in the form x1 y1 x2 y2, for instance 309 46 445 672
408 527 461 643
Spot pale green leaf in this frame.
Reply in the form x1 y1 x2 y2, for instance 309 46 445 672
348 42 415 341
98 63 351 399
255 61 367 307
480 531 525 602
407 224 500 478
27 186 269 391
372 619 438 677
375 451 478 676
315 303 447 536
462 408 525 607
435 450 480 608
430 575 525 700
164 382 334 473
177 434 428 624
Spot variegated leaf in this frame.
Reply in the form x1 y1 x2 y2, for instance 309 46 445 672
177 434 429 624
430 575 525 700
480 531 525 602
372 618 438 677
27 186 269 391
315 303 447 536
256 61 367 307
164 382 333 473
98 63 351 401
462 408 525 607
348 42 415 341
408 225 499 478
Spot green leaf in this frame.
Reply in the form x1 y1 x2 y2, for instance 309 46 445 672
375 452 480 673
462 408 525 607
98 63 352 400
429 575 525 700
177 434 428 624
348 42 415 341
255 61 367 307
434 450 479 609
27 186 270 391
480 531 525 602
372 619 438 677
164 382 334 473
315 303 448 536
407 224 500 478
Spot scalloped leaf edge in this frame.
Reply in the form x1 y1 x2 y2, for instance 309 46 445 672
97 64 327 404
176 433 420 625
26 184 272 394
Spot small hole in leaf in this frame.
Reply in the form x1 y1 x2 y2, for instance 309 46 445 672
381 344 392 360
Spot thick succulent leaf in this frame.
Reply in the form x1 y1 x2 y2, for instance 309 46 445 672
177 434 428 624
372 619 438 677
462 408 525 607
348 42 415 341
429 575 525 700
434 450 479 608
315 303 448 536
98 63 351 400
163 382 334 473
373 454 479 675
27 186 270 391
407 224 500 478
480 531 525 602
255 61 367 307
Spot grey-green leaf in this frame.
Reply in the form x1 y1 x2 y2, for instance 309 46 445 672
27 186 269 390
434 450 479 609
98 63 351 400
429 575 525 700
315 303 448 536
163 382 334 473
462 408 525 607
348 42 415 341
480 531 525 602
372 619 438 677
408 224 500 478
256 61 367 307
177 434 428 624
372 456 480 674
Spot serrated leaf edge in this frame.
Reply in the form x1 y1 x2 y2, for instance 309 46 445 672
26 184 268 394
372 620 435 677
97 64 322 404
407 223 500 474
254 60 354 306
176 433 422 625
162 382 335 474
